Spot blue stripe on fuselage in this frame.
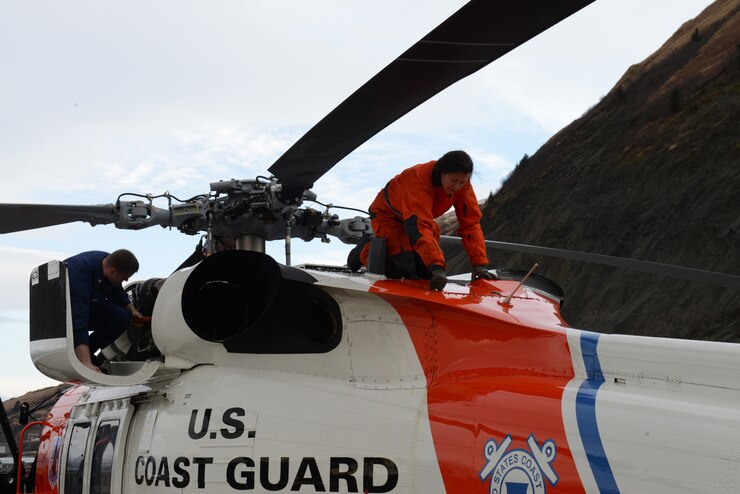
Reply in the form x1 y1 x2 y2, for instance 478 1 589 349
575 332 620 493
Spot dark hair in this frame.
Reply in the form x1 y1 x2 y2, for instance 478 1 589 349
435 150 473 175
106 249 139 274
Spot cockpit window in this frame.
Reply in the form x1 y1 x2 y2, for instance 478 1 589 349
90 420 119 494
64 422 90 494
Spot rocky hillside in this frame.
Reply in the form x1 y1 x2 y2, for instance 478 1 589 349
445 0 740 341
1 384 71 457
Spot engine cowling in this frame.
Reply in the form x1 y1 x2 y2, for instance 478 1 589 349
153 250 342 369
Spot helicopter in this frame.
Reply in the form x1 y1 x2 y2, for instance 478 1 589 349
2 0 740 493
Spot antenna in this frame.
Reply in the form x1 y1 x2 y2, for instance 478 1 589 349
501 263 539 306
285 224 292 266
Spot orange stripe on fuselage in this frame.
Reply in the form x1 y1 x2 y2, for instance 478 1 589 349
34 385 88 494
370 278 585 494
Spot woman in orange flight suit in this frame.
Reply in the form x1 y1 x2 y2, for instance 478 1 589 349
357 150 493 290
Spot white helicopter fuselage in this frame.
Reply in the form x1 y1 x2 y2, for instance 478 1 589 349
26 254 740 494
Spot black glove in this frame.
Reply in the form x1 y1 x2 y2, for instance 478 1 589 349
429 265 447 291
472 265 495 281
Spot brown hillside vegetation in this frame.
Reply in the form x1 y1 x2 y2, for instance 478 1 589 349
1 384 71 456
445 0 740 340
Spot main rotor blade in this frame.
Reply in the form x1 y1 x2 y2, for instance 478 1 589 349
268 0 595 192
0 204 117 234
439 235 740 289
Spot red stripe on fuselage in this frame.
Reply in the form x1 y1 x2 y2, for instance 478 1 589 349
370 279 585 493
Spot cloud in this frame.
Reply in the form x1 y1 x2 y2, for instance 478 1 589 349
0 321 62 398
0 314 25 324
2 123 301 204
0 246 69 311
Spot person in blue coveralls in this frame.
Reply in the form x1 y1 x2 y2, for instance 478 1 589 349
65 249 146 372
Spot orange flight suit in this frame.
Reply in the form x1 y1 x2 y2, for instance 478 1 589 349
360 160 489 276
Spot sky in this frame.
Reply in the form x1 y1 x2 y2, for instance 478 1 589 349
0 0 716 398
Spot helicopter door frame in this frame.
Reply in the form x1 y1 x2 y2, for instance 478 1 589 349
59 399 134 494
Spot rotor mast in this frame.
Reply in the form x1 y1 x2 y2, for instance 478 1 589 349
236 234 266 253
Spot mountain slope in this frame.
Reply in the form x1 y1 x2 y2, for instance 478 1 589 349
446 0 740 341
1 384 71 457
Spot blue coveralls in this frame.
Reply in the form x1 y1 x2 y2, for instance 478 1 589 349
65 251 132 351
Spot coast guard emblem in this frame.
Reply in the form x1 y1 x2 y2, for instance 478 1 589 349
479 434 558 494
